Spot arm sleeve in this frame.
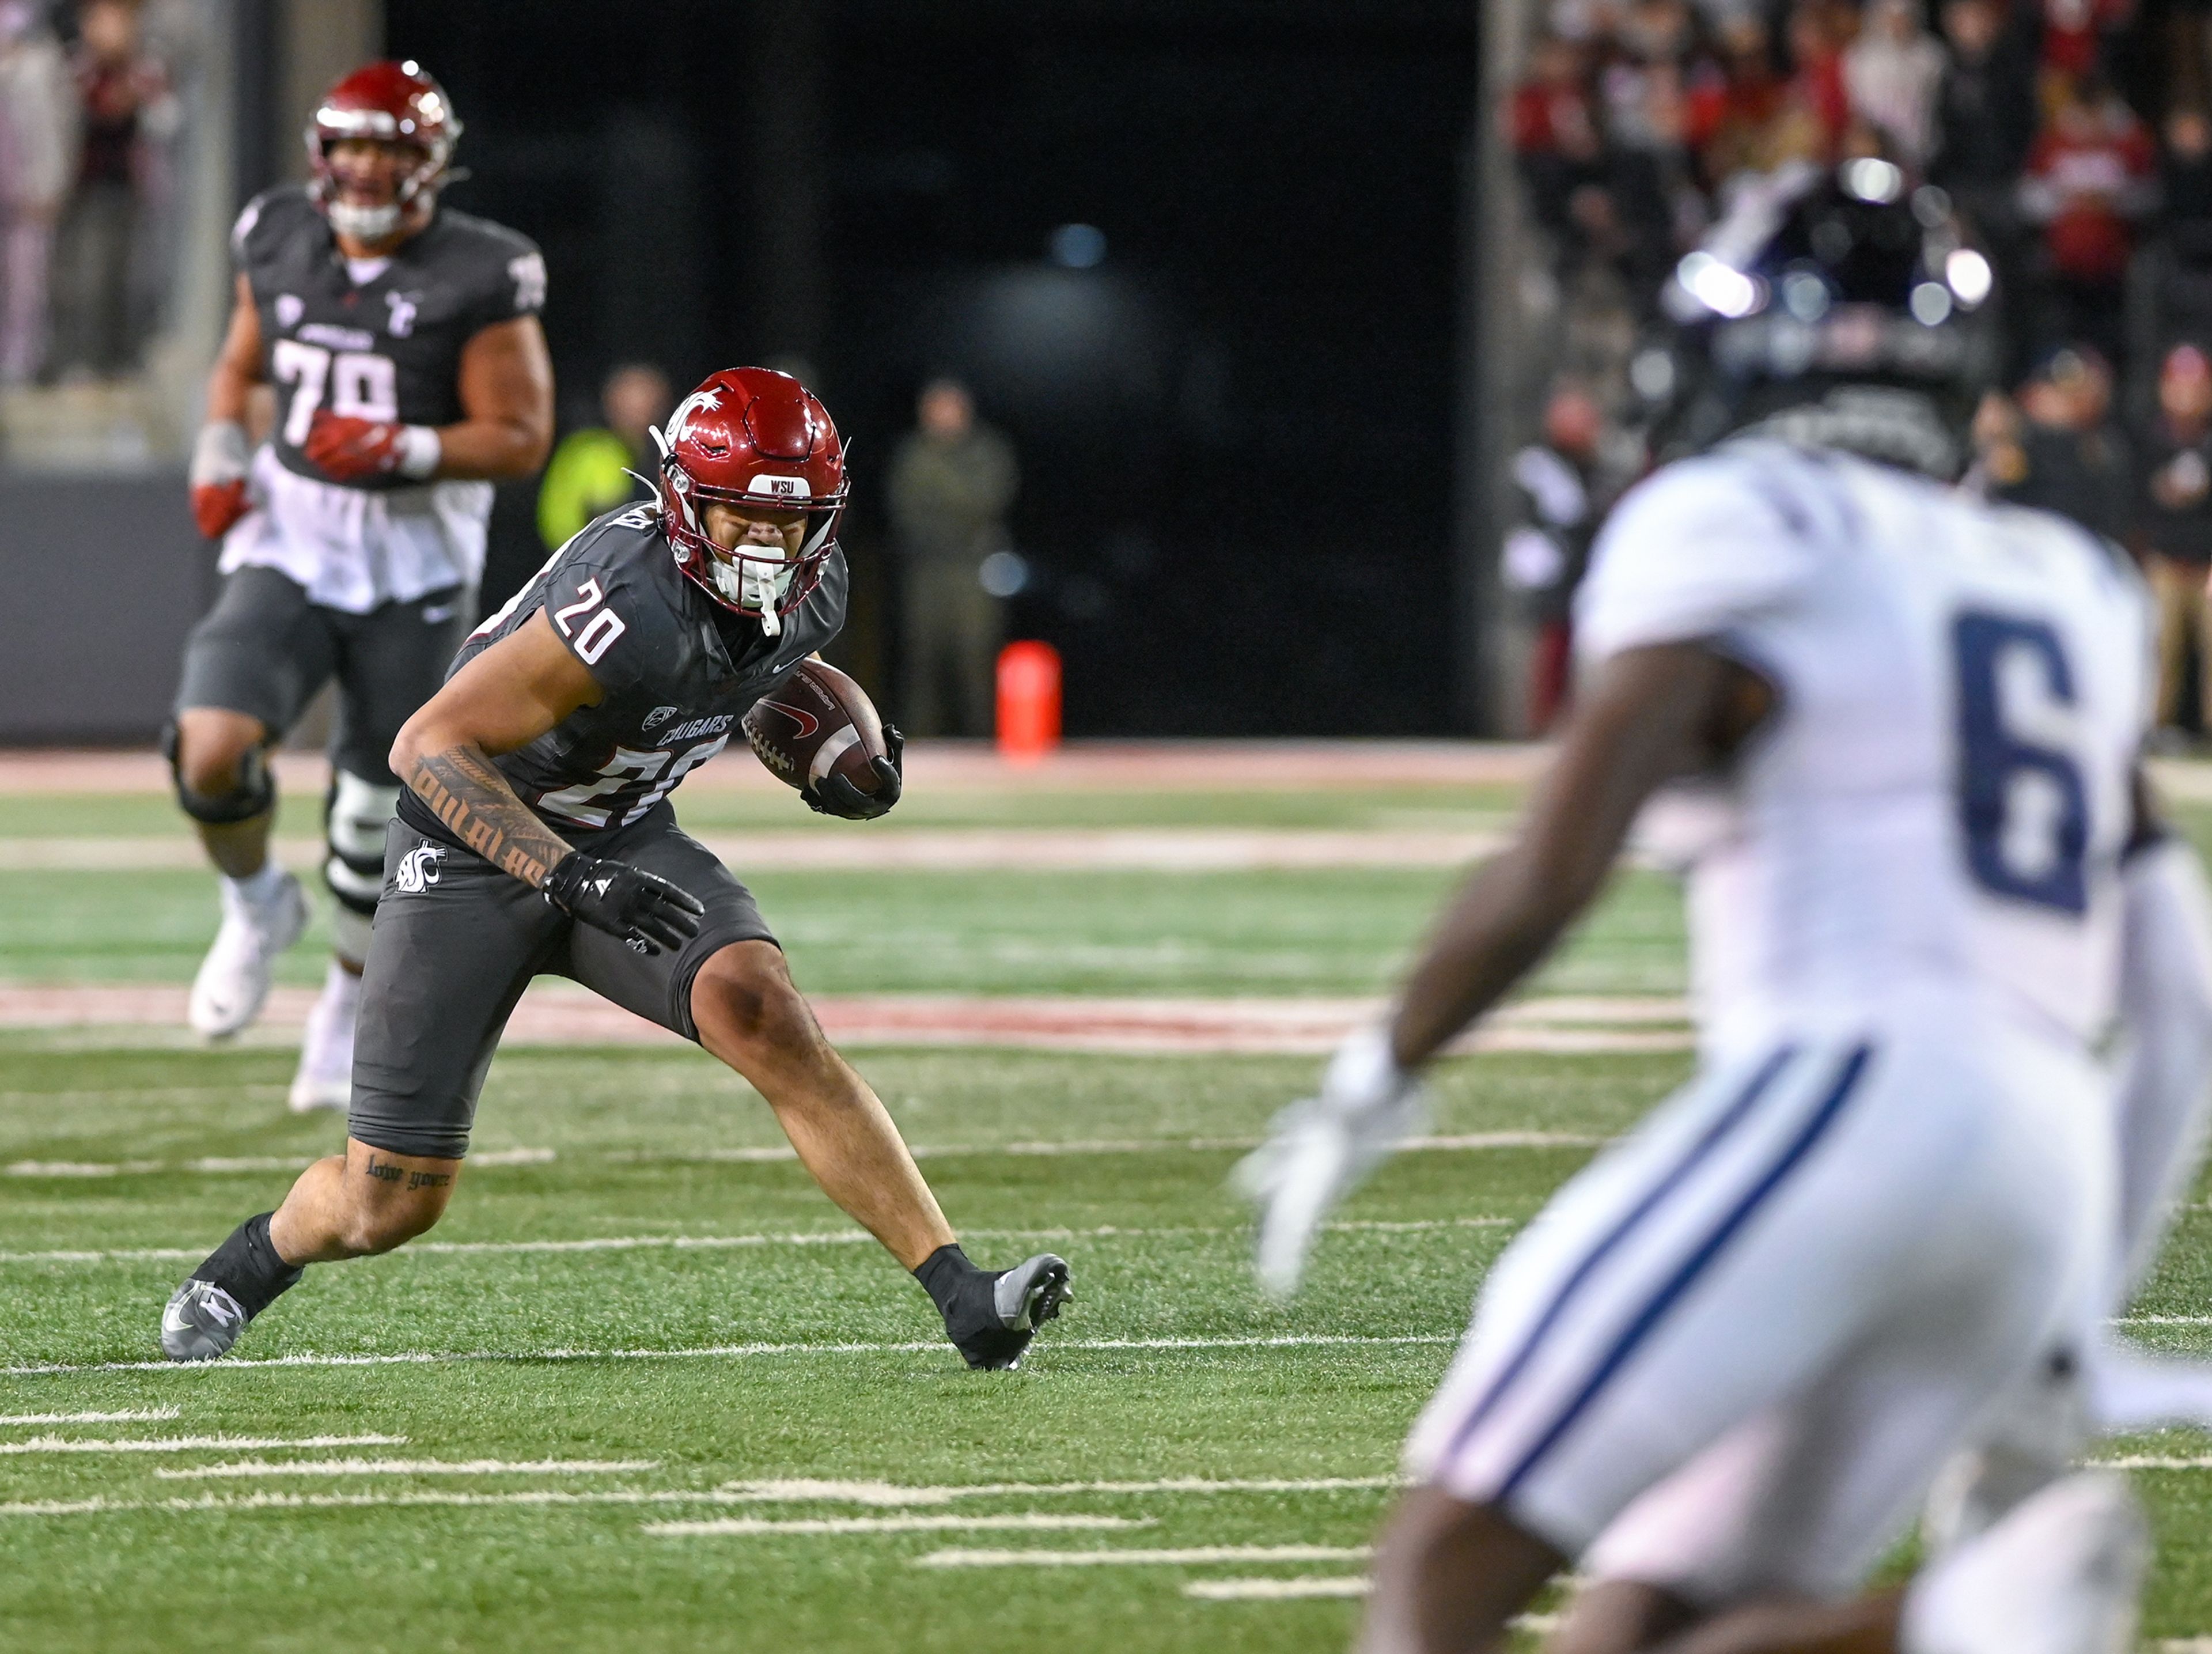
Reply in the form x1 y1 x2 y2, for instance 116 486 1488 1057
539 549 649 697
1572 452 1827 667
2109 835 2212 1296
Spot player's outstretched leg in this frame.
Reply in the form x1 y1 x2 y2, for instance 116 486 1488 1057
169 709 306 1039
160 1139 458 1360
688 941 1073 1369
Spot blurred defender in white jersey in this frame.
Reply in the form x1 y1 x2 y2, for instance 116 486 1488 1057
1241 160 2212 1654
168 62 551 1110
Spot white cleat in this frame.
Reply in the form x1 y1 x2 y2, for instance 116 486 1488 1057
1233 1028 1427 1301
1903 1471 2149 1654
188 870 307 1039
287 962 360 1113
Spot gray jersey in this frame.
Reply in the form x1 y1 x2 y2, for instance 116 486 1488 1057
233 185 545 492
398 504 846 839
219 187 548 610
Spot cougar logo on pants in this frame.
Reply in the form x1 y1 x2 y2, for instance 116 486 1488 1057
394 843 446 895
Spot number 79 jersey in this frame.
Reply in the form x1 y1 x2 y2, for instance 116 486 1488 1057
1577 439 2154 1059
219 185 547 614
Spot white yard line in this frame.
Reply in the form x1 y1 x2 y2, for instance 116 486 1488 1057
643 1513 1150 1537
0 1133 1604 1183
715 1476 1403 1506
1185 1576 1372 1600
2 1146 552 1182
0 741 1551 796
4 1333 1459 1379
0 1216 1516 1267
0 1407 177 1425
0 827 1512 873
915 1543 1375 1569
0 1490 1127 1519
2093 1456 2212 1470
0 1489 743 1517
155 1457 661 1480
0 1433 403 1455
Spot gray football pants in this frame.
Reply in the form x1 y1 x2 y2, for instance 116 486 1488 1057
347 805 777 1159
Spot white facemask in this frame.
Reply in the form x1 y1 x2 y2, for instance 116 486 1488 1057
711 552 796 637
329 198 403 243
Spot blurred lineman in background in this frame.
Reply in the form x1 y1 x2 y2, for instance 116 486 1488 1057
159 366 1070 1376
171 60 552 1110
888 377 1018 737
1244 163 2211 1654
535 362 673 550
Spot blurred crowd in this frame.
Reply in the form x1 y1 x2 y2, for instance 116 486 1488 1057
1504 0 2212 741
0 0 184 388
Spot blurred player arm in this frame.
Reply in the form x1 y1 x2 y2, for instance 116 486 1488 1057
1389 642 1770 1069
390 608 600 887
204 274 264 420
190 276 265 538
435 315 555 481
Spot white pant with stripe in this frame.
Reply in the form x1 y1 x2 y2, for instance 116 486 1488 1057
1404 1008 2113 1603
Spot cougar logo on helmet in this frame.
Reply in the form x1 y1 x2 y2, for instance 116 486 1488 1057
665 389 722 446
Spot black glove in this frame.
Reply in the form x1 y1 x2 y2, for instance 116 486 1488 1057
541 853 706 955
804 724 903 820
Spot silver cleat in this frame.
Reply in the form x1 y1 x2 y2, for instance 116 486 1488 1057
160 1279 248 1362
994 1253 1073 1334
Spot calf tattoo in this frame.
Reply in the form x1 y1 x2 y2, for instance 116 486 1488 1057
408 743 573 888
363 1154 452 1193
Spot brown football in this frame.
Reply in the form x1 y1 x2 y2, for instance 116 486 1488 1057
742 660 891 798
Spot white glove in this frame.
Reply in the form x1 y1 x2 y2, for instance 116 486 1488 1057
1232 1025 1429 1301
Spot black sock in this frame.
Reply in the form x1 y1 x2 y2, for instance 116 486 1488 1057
190 1212 304 1320
912 1243 982 1316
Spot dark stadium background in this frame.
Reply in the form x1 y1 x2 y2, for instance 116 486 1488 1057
378 0 1480 737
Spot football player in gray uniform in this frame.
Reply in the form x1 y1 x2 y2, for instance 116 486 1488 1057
161 367 1073 1373
172 60 553 1114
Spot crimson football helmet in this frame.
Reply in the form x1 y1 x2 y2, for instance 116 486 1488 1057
653 368 848 635
304 60 461 244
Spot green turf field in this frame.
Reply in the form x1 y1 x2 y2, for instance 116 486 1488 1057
2 770 2210 1653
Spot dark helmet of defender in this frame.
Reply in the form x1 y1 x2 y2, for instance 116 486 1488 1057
1652 158 1999 477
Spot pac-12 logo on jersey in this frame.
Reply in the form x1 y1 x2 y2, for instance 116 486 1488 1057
393 844 445 894
643 705 680 732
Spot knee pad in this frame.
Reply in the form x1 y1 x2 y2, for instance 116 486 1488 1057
324 771 399 963
164 721 275 825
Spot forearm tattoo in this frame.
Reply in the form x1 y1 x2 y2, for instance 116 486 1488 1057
408 743 572 888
